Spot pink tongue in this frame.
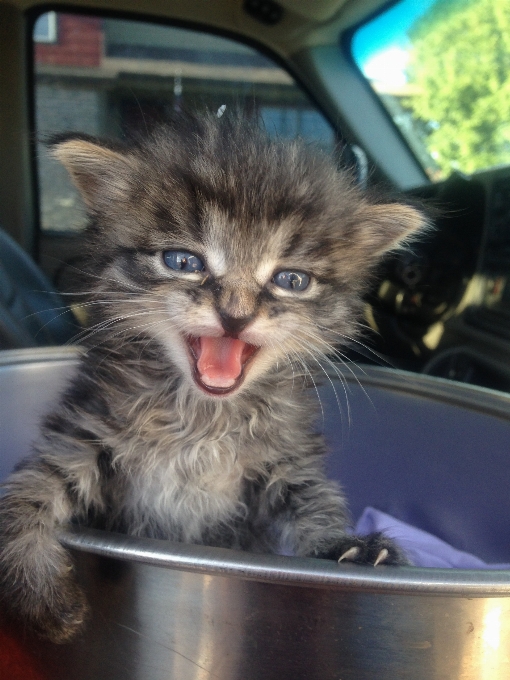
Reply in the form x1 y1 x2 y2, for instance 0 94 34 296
196 337 247 388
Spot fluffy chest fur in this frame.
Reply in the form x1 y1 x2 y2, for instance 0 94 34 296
121 434 247 541
81 361 316 543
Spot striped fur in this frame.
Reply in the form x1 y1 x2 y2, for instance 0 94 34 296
0 111 424 642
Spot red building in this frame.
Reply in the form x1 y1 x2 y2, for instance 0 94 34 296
35 14 103 68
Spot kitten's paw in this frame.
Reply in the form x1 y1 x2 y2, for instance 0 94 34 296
319 532 409 566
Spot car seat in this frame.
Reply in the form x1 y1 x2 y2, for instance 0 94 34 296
0 228 78 348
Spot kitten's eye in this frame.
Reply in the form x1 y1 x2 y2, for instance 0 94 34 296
163 250 205 273
273 271 310 291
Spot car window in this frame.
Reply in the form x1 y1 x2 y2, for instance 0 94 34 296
33 12 335 233
351 0 510 182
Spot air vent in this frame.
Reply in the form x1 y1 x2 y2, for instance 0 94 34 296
243 0 283 25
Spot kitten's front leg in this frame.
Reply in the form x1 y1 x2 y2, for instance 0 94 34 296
0 457 90 643
267 474 408 566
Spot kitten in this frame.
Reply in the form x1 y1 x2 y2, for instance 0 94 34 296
0 111 424 643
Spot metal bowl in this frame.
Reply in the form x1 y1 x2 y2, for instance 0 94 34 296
2 348 510 679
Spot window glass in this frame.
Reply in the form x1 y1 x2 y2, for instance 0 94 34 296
33 12 57 43
33 13 335 232
351 0 510 182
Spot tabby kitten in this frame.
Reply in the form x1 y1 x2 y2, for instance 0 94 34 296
0 111 424 643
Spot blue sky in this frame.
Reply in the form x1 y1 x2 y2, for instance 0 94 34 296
352 0 437 68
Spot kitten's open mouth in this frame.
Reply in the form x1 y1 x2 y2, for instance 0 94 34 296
186 335 259 396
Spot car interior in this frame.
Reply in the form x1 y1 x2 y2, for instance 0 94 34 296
1 0 510 678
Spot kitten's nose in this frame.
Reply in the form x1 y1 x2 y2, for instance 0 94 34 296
218 312 254 336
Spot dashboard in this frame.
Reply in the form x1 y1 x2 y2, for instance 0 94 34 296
367 167 510 392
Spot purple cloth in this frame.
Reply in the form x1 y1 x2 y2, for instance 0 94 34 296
354 507 510 569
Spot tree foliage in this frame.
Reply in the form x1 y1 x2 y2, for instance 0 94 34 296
406 0 510 177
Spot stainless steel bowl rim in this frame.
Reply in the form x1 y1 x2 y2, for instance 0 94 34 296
60 527 510 597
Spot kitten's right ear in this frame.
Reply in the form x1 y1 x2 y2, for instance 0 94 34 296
50 137 136 209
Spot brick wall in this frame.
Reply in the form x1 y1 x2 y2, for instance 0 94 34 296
35 15 103 68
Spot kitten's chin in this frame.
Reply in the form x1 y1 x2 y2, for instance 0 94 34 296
185 335 259 397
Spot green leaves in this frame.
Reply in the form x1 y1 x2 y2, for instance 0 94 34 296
407 0 510 178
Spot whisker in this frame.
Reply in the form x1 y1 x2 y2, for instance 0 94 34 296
67 308 169 346
296 331 375 409
292 338 349 429
286 347 325 426
83 316 172 356
94 318 171 369
296 330 376 415
315 324 395 368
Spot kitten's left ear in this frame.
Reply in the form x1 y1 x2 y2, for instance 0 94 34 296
357 203 428 257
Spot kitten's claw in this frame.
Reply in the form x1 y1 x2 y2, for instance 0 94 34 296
318 532 410 566
338 546 360 563
373 548 389 566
